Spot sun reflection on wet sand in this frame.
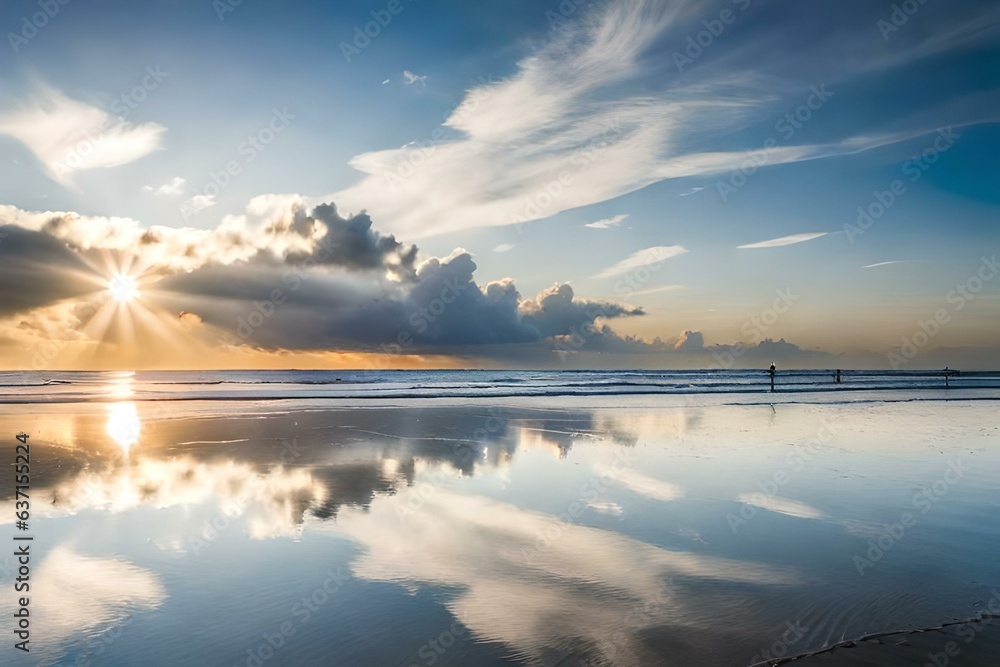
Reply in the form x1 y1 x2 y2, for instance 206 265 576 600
105 402 141 456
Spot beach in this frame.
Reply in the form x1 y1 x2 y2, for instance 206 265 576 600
0 371 999 665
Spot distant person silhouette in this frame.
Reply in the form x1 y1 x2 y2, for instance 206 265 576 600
835 369 841 384
769 363 776 392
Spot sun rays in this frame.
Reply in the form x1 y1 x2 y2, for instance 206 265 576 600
108 273 140 302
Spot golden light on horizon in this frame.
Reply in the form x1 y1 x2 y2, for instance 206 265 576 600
108 273 140 303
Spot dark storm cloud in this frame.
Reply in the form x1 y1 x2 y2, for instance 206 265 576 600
674 330 704 351
157 246 643 351
0 225 95 315
0 201 839 367
521 284 644 339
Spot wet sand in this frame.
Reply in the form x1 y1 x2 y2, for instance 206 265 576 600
1 397 998 666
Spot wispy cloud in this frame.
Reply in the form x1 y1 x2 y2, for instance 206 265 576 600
863 260 919 268
403 70 427 86
585 214 629 229
0 82 165 188
738 233 828 249
327 0 994 239
493 243 515 253
593 245 687 280
624 284 684 299
679 187 704 197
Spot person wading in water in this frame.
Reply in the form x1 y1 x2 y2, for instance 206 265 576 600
769 363 776 392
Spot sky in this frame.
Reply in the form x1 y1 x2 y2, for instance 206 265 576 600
0 0 998 370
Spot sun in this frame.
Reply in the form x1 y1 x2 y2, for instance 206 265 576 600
108 273 140 302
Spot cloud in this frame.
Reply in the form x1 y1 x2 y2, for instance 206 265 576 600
0 200 850 368
592 245 687 279
738 233 828 249
143 176 185 196
679 187 705 196
863 260 918 268
624 284 683 299
520 283 643 339
0 224 97 315
585 213 629 229
326 0 997 239
493 243 515 253
298 202 419 280
183 193 216 212
402 70 427 86
0 82 165 188
674 330 704 351
0 198 648 359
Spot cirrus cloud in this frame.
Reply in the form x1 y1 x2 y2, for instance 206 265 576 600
592 245 687 280
737 232 829 249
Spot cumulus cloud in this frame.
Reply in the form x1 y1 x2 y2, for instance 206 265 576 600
0 199 842 368
585 214 629 229
0 198 647 356
520 284 643 339
0 82 165 188
738 233 829 249
592 245 687 279
142 176 185 196
183 193 216 213
304 203 418 280
674 330 704 351
0 224 96 315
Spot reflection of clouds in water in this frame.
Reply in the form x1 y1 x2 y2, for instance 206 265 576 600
594 410 699 445
587 500 624 516
42 457 328 539
335 489 799 666
597 465 684 502
516 425 587 459
737 493 826 520
32 546 165 658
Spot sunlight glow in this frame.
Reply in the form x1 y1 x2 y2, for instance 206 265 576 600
106 402 141 456
108 273 140 302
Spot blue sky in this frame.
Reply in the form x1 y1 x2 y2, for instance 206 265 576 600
0 0 998 369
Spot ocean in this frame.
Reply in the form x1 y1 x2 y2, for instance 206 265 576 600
2 368 999 403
